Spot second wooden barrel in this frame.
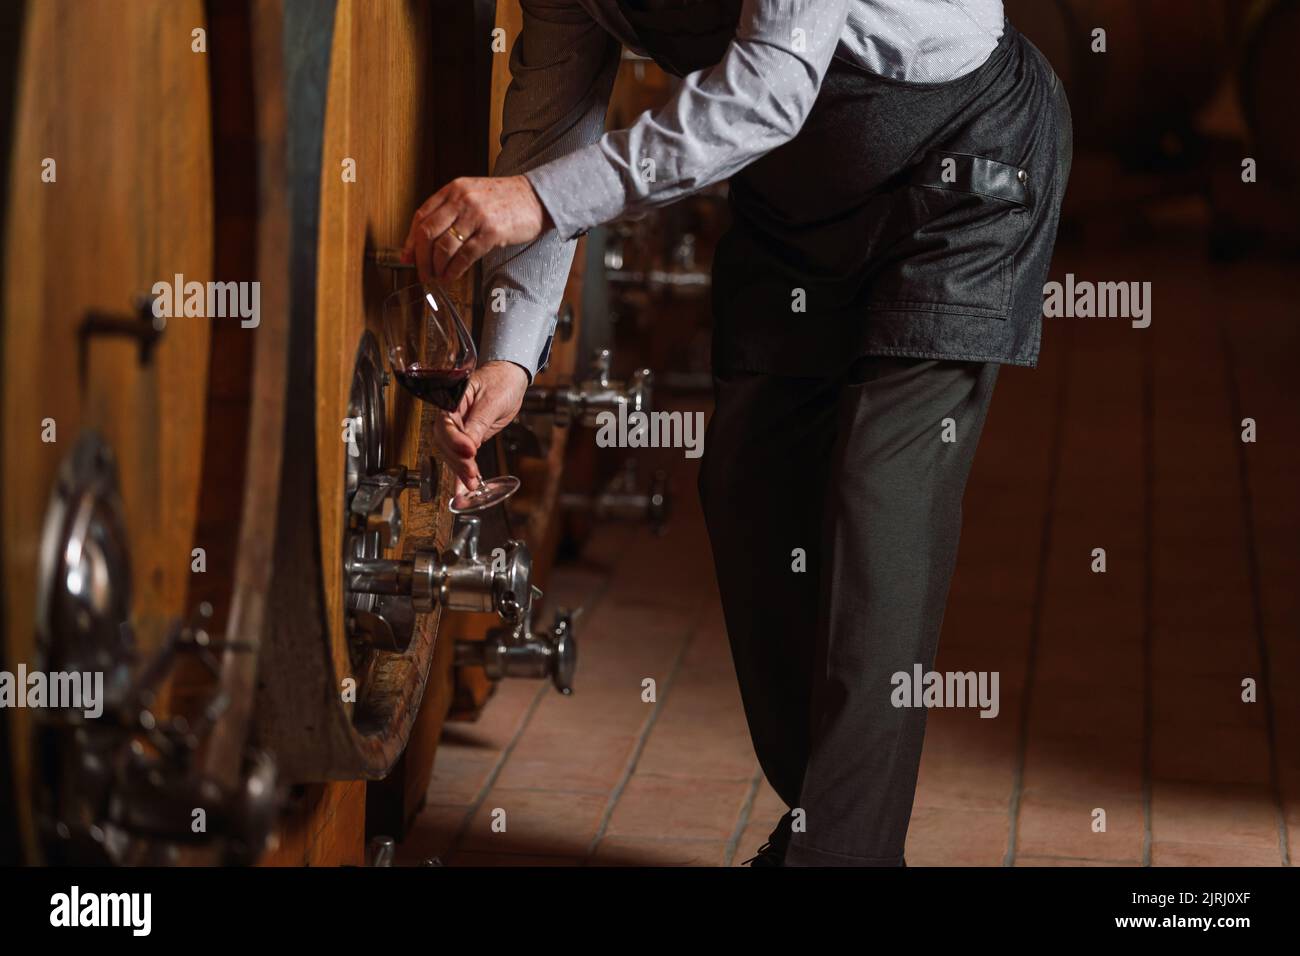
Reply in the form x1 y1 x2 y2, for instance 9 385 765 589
250 0 455 784
1 0 281 864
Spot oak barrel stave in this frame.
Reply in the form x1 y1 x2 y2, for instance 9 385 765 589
1 0 280 863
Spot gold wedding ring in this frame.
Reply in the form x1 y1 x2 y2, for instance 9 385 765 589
446 224 468 244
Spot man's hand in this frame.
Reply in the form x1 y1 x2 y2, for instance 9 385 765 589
402 175 551 282
434 360 531 497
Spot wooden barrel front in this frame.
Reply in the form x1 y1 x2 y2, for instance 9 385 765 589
1 0 279 863
252 0 454 785
1239 0 1300 190
1006 0 1232 149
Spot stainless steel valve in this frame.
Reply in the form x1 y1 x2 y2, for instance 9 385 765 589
347 514 536 650
455 593 578 696
521 348 653 429
559 458 671 535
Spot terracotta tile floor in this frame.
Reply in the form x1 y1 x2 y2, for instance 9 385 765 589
399 234 1296 867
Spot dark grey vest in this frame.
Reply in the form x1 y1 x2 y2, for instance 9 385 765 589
613 3 1066 375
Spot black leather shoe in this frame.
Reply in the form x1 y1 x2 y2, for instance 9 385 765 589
741 811 794 867
741 840 784 867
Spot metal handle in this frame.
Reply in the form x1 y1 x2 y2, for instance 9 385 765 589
401 456 437 504
559 461 671 533
348 524 534 623
368 248 417 271
455 605 579 695
519 348 654 428
367 836 397 867
78 295 164 381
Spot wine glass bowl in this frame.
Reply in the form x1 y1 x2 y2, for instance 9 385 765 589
381 281 521 514
381 281 473 412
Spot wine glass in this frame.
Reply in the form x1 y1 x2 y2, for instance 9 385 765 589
381 281 521 513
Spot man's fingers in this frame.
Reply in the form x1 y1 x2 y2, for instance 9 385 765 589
452 457 481 490
439 415 478 459
460 395 507 448
453 381 476 418
403 188 449 260
411 219 437 284
434 414 483 489
442 231 495 281
429 362 527 496
432 227 466 278
416 202 462 252
409 186 452 236
432 206 481 277
407 204 465 282
404 176 544 269
434 433 480 491
461 419 490 450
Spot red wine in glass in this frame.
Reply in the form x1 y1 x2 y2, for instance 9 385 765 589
393 363 471 412
382 281 521 513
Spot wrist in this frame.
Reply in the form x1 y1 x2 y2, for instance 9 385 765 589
480 358 532 391
519 175 553 232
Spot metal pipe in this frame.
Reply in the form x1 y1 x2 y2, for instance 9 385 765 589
345 557 413 596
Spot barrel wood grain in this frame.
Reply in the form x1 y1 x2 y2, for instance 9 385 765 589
2 0 213 862
253 0 457 787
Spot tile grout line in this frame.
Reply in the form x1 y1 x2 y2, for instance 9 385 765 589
444 681 550 862
1003 320 1072 867
1017 853 1142 865
585 590 707 861
1219 320 1291 867
432 562 618 861
725 771 764 867
450 539 635 863
1139 328 1154 867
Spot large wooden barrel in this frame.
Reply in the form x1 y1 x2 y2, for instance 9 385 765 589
1006 0 1234 150
0 0 26 867
250 0 456 788
1239 0 1300 190
3 0 574 863
1 0 282 864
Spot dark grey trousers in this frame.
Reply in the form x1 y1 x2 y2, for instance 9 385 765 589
698 356 999 866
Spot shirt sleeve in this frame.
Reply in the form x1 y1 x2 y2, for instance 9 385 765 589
525 0 851 242
480 0 621 383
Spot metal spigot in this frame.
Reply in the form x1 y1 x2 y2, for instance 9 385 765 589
401 456 437 503
604 228 711 294
347 514 536 638
455 596 578 695
348 459 435 542
367 836 396 867
520 348 654 428
559 458 671 535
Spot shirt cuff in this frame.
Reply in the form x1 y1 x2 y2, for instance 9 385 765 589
479 301 557 385
525 142 628 242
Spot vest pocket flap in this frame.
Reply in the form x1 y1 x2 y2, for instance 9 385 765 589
865 152 1033 320
908 151 1032 209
